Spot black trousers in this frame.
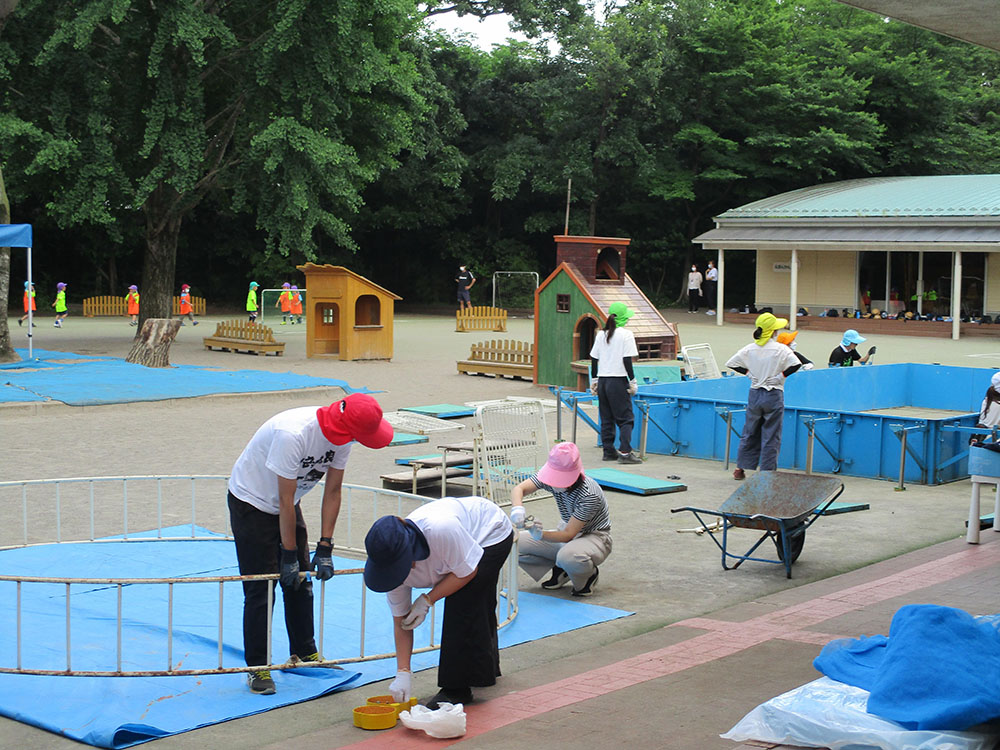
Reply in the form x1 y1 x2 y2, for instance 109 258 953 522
598 376 634 456
688 290 700 311
704 280 717 309
438 532 515 690
228 492 316 667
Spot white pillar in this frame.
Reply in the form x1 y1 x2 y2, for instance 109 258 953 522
716 249 725 327
916 251 924 316
952 250 962 341
789 248 799 332
884 250 891 313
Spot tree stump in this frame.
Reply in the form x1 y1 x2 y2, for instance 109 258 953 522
126 318 181 367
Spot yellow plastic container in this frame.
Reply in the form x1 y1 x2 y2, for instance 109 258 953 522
367 695 418 717
352 704 397 730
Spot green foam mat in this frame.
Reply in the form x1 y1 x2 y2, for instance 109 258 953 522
399 403 476 418
388 432 428 446
586 467 687 495
818 501 870 516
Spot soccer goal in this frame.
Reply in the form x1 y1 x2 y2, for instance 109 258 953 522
492 271 539 312
260 287 306 325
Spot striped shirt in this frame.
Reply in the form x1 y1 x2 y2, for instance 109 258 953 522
529 473 611 534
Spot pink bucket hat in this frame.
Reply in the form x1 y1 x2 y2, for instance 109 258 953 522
537 442 583 488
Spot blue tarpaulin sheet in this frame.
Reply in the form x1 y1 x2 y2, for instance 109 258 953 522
0 349 373 406
0 527 632 747
814 605 1000 730
0 224 32 247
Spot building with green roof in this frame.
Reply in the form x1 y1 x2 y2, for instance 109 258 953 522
693 175 1000 339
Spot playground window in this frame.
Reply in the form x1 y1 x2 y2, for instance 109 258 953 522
556 294 570 313
355 294 381 326
322 307 336 325
638 341 661 359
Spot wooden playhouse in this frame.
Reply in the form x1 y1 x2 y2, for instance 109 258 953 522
296 263 401 360
534 235 679 388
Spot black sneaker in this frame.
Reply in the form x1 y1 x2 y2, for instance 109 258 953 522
572 567 599 597
425 687 473 709
540 566 570 590
602 453 619 461
248 670 275 694
617 452 643 464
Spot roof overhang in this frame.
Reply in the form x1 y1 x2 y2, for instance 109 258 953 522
834 1 1000 53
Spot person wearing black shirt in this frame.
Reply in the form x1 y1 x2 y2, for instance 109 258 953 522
828 329 875 367
456 265 475 310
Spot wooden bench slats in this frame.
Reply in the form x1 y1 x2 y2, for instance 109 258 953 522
203 319 285 356
83 296 207 317
456 306 508 332
457 339 533 380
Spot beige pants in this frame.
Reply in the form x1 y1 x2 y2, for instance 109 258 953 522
517 529 612 590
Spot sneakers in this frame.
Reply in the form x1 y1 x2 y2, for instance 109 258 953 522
248 670 275 694
192 320 199 326
617 452 643 464
706 310 716 316
53 320 61 328
425 687 473 710
572 567 599 597
17 319 22 327
602 453 619 462
540 566 570 590
291 651 322 664
733 468 746 480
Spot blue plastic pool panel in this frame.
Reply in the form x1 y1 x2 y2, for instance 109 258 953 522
634 364 994 485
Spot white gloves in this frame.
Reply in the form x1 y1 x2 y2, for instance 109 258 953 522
402 593 432 630
529 521 545 541
627 379 638 396
510 505 526 529
589 379 599 396
390 669 412 702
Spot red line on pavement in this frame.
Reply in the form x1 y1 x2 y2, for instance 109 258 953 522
337 542 1000 749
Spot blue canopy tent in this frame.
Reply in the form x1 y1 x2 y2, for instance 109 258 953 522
1 224 34 358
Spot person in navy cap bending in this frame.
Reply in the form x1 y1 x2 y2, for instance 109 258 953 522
364 497 514 710
227 393 393 695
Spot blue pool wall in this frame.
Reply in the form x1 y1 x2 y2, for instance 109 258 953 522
634 364 996 484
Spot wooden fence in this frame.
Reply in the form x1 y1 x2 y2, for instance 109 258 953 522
82 296 207 317
455 305 508 332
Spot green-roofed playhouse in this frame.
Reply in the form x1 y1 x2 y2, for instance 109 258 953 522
533 236 679 388
693 175 1000 339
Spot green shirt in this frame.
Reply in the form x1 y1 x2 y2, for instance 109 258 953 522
54 290 67 313
246 290 258 312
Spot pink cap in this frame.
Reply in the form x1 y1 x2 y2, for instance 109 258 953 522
537 442 583 488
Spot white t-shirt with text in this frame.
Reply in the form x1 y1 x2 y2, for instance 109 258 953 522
228 406 353 514
386 497 513 616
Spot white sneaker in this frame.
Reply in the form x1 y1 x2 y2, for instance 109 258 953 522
706 310 716 316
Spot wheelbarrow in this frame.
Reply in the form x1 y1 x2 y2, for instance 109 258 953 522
671 472 845 578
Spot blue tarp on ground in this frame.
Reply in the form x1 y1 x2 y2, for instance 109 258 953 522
0 527 632 747
814 605 1000 730
0 349 372 406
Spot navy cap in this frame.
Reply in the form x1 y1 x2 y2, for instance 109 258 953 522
363 516 430 593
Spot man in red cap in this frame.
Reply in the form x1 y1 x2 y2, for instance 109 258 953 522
227 393 393 694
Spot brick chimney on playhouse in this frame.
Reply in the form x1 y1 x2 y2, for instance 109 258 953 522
554 235 630 285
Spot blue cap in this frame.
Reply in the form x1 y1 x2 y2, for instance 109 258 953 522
363 516 429 593
24 281 30 290
842 329 866 346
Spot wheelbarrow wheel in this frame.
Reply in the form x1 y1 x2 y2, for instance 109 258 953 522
774 524 806 564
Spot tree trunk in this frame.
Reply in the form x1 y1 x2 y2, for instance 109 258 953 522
139 184 181 327
0 164 19 364
126 318 181 367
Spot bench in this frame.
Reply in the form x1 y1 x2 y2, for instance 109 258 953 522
203 319 285 356
457 340 533 380
381 465 474 493
455 306 507 332
83 295 207 317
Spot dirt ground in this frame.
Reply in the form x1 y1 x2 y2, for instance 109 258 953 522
1 309 998 748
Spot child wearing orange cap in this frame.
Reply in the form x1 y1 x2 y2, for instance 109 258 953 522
125 285 140 326
177 283 198 326
776 331 813 371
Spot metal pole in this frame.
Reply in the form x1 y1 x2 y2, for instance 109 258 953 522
806 423 814 475
917 250 924 316
359 579 366 658
319 579 326 658
564 178 572 235
555 387 563 441
896 430 908 491
790 248 799 331
639 404 649 459
716 248 725 327
571 398 579 445
220 581 226 669
952 250 963 340
117 584 123 673
724 411 733 470
168 582 174 671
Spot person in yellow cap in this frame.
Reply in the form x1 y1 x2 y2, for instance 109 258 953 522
725 313 802 480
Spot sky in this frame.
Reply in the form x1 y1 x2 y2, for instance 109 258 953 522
425 12 534 50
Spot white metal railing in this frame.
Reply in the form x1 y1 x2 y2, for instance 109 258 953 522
0 475 519 677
